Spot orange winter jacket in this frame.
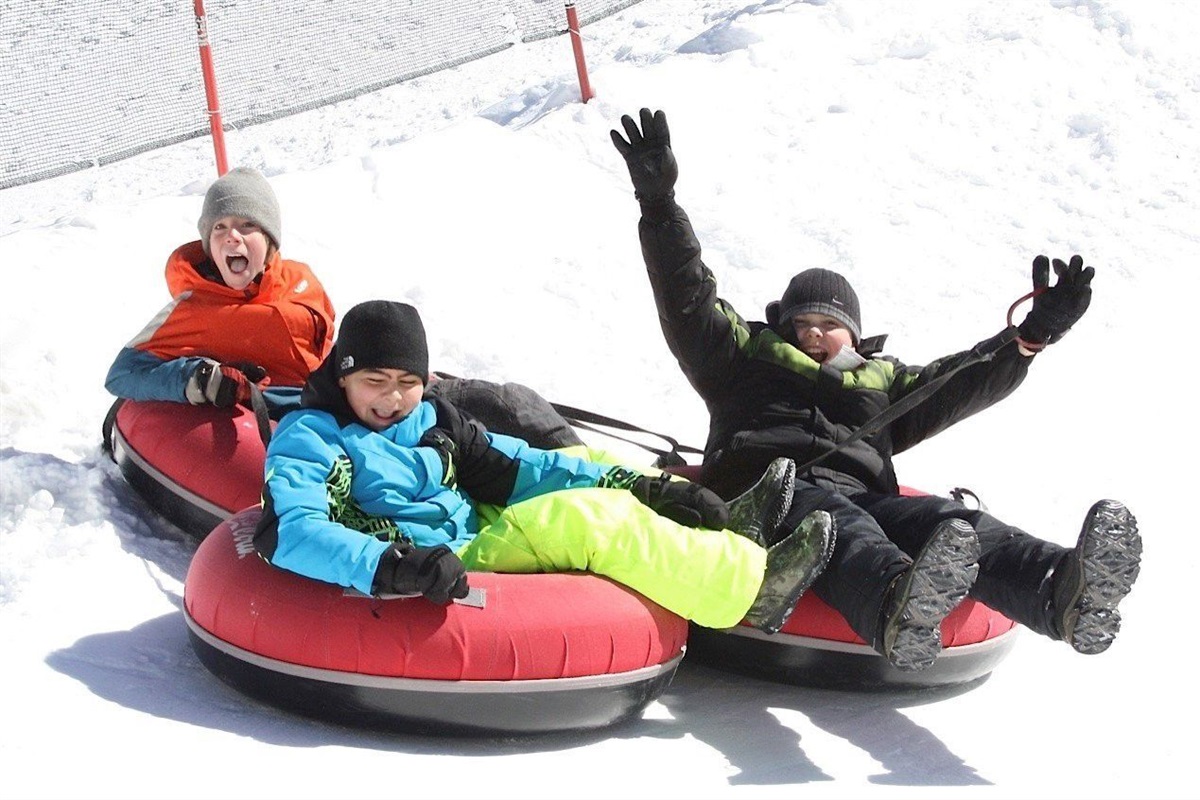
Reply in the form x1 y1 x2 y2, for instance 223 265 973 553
130 241 335 386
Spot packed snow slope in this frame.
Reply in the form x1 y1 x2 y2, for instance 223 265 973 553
1 2 1197 798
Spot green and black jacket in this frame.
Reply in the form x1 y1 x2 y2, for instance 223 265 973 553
637 198 1032 499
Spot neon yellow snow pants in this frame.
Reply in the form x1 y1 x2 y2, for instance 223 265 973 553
458 487 767 629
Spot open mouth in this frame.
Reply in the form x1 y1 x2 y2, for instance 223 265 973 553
370 408 401 425
224 255 250 274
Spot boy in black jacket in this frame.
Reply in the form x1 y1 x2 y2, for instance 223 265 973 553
611 108 1142 671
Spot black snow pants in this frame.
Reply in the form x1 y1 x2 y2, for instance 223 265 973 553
784 480 1070 649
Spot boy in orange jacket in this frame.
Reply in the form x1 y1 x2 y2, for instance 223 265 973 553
106 167 335 418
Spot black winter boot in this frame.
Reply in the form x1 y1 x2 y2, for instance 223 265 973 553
726 457 796 547
877 518 980 672
743 509 835 635
1049 500 1141 654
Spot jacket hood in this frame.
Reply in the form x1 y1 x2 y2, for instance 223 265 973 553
300 353 358 425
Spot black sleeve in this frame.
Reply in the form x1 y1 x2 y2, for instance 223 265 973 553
888 330 1033 454
638 199 749 400
423 395 521 506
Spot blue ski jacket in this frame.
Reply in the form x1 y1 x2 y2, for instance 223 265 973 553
254 357 612 595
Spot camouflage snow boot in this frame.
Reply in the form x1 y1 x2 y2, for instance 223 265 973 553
743 509 836 635
726 457 796 547
1050 499 1141 655
877 518 980 672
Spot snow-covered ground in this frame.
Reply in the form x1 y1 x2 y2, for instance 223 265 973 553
2 1 1196 798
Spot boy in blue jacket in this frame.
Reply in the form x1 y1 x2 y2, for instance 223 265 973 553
611 108 1142 671
254 300 836 634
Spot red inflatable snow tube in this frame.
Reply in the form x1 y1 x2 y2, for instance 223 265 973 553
105 399 267 538
659 466 1018 689
184 507 688 735
687 592 1017 691
684 485 1019 690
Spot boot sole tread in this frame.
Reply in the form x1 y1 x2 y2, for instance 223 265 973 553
1069 500 1141 655
886 519 980 671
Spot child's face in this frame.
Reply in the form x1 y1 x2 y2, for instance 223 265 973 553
790 313 855 363
338 368 425 431
208 215 270 291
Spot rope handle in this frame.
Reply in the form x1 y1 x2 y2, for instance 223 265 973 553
1007 285 1048 354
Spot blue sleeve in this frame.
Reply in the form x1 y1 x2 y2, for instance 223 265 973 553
105 347 205 403
109 348 304 418
263 412 391 595
485 431 609 504
424 397 609 509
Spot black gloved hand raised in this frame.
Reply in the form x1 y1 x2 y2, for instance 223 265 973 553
610 108 678 204
373 542 469 605
601 466 729 529
1017 254 1094 346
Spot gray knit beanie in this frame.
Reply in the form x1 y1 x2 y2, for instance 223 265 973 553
197 167 282 254
765 268 862 343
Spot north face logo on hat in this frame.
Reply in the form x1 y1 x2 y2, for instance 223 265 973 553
339 355 355 371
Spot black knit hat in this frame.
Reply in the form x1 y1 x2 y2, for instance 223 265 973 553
335 301 429 382
765 268 862 343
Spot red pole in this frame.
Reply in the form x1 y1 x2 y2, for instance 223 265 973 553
193 0 228 176
565 2 594 103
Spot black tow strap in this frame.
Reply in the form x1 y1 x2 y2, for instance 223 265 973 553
791 326 1020 474
247 383 273 447
442 324 1020 473
100 398 126 459
554 327 1018 474
549 402 704 468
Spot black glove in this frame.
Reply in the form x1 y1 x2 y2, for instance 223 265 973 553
1017 254 1094 346
185 360 269 408
603 466 728 529
610 108 678 203
373 542 469 605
